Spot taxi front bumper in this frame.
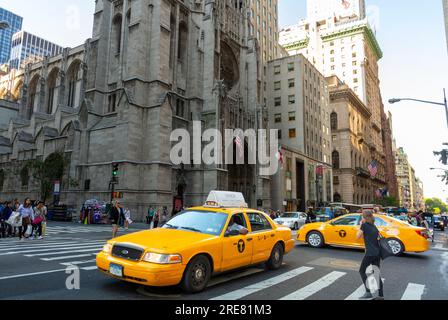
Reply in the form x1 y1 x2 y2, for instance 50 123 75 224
96 252 186 287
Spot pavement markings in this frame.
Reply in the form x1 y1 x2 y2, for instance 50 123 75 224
0 241 105 255
25 247 103 257
345 278 385 300
41 253 98 261
210 266 314 300
279 271 346 300
81 266 98 271
60 259 97 266
0 269 68 281
401 283 425 300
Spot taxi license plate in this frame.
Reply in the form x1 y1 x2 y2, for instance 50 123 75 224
109 264 123 277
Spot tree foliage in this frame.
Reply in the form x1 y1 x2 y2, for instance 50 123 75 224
425 198 448 214
25 152 67 202
374 196 399 207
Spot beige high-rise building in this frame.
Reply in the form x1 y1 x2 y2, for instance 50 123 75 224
396 147 425 211
279 0 387 197
327 75 380 204
248 0 281 62
443 0 448 52
267 54 333 211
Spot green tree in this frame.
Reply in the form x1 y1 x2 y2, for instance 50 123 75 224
374 196 399 207
25 152 67 202
425 198 448 214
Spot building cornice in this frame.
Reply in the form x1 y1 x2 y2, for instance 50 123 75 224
282 37 310 51
321 24 383 60
329 88 372 118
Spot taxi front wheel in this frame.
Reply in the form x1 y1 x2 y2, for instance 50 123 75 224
307 231 325 248
181 255 211 293
266 243 284 270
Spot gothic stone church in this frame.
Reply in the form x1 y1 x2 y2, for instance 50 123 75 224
0 0 272 220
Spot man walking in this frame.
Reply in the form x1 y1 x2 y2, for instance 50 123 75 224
147 207 155 227
110 201 124 239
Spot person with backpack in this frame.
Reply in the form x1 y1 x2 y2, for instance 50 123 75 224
356 210 385 300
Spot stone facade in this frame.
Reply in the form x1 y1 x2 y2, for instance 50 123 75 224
267 54 333 211
0 0 273 221
327 76 383 204
381 110 398 198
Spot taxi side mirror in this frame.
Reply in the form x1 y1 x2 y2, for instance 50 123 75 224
225 228 249 237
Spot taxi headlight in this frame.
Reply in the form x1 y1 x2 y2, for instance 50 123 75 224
143 252 182 264
102 243 113 254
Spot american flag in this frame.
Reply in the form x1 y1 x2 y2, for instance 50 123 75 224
276 147 284 165
368 160 378 178
342 0 351 9
235 136 244 157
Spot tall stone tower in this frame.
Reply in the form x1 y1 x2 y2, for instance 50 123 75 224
81 0 270 215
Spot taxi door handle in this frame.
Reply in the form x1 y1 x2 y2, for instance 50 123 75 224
270 234 275 238
247 238 253 242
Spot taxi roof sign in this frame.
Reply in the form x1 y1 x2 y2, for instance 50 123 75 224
205 191 248 208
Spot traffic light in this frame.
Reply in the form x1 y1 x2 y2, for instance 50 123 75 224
112 163 119 178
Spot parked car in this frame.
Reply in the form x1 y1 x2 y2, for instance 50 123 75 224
433 216 445 231
274 212 307 230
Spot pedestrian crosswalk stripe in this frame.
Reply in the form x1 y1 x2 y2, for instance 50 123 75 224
210 266 314 300
401 283 425 300
14 244 104 256
345 278 385 300
0 268 68 281
0 240 79 249
81 266 98 271
0 241 105 254
25 247 102 257
41 253 97 261
279 271 347 300
60 259 97 266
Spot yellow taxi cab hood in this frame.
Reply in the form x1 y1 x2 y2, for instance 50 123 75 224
111 228 218 253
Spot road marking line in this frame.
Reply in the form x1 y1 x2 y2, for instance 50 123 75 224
435 244 444 249
7 244 105 255
25 247 102 257
41 253 97 261
401 283 425 300
0 269 67 281
0 241 106 254
210 266 314 300
345 279 385 300
279 271 346 300
81 266 98 271
0 241 80 249
431 247 448 252
60 259 97 266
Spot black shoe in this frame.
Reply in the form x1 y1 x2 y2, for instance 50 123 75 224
359 292 374 300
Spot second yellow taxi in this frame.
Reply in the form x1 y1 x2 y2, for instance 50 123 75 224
97 191 295 293
297 213 430 255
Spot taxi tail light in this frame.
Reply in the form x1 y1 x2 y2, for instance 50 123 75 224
416 230 429 239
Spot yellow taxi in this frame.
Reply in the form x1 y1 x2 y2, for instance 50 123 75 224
297 213 430 256
96 191 295 293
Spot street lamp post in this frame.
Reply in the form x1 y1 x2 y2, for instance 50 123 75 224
389 89 448 130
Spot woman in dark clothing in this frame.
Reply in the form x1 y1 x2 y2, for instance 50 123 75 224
356 210 384 300
110 201 124 238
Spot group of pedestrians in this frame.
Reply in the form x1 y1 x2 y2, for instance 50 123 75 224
146 206 169 229
0 198 47 240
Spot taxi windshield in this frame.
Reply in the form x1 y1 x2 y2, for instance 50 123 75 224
163 210 228 236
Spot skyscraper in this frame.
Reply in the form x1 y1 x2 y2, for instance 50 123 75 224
9 31 64 70
443 0 448 53
279 0 387 199
0 8 23 65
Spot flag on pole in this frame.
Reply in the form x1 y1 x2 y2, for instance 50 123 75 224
276 146 284 166
235 135 244 157
368 160 378 178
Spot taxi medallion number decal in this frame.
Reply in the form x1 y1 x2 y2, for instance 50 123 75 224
237 240 245 253
339 230 347 238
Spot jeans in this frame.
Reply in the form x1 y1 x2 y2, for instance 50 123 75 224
359 255 384 297
32 222 43 237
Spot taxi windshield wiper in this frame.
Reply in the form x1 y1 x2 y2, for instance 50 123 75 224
180 226 202 233
164 224 179 229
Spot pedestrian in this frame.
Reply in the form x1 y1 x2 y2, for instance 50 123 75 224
147 207 155 227
18 198 34 240
110 201 123 238
356 210 384 300
153 209 160 229
306 207 316 224
124 207 132 230
1 201 13 237
32 201 47 240
407 212 418 226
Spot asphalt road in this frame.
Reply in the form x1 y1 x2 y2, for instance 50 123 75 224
0 222 447 300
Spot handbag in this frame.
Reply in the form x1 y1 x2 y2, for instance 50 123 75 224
378 234 395 260
7 212 22 227
24 224 33 237
33 216 44 225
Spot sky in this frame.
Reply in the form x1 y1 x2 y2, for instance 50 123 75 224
0 0 447 202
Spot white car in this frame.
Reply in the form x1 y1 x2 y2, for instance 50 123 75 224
274 212 307 230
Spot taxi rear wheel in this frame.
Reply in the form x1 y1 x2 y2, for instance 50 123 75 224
266 243 284 270
181 255 211 293
386 238 404 256
307 231 324 248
